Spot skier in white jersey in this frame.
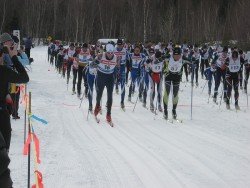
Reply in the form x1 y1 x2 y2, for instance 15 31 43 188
225 51 244 110
163 46 186 120
148 51 164 112
212 46 228 103
94 44 120 124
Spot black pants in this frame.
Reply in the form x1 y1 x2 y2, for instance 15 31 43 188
163 74 181 114
0 132 12 188
0 110 11 151
200 59 209 78
244 67 250 91
77 66 88 96
77 66 84 95
191 62 199 84
96 71 114 115
183 63 189 81
214 68 227 99
72 68 78 91
10 90 20 118
25 48 31 58
239 70 243 88
66 61 72 84
226 73 239 105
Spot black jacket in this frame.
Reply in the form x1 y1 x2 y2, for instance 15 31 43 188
0 55 29 106
0 132 12 188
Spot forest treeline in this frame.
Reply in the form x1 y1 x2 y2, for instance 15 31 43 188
0 0 249 47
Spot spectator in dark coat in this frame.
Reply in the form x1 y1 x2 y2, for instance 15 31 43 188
0 132 12 188
0 33 29 151
24 37 32 58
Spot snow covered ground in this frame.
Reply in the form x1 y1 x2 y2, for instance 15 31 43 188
9 47 250 188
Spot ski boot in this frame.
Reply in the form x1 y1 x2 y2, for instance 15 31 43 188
150 103 154 112
106 114 112 122
121 102 125 109
223 97 227 103
163 110 168 120
85 91 88 98
94 105 101 116
89 105 93 113
139 96 143 102
172 109 177 120
235 102 240 110
158 105 163 112
128 96 131 102
226 99 230 109
213 96 217 103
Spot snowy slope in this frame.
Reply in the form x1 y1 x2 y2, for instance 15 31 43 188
9 47 250 188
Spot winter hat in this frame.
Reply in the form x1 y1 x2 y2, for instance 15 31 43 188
173 47 182 55
149 48 155 54
223 46 228 53
155 51 162 59
117 39 123 45
0 33 14 44
82 43 88 48
106 44 115 53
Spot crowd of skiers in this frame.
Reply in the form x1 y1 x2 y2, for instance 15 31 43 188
47 39 250 123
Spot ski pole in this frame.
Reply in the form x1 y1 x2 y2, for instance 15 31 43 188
133 75 143 112
246 85 249 108
154 98 158 120
201 80 208 94
191 63 194 120
218 84 224 109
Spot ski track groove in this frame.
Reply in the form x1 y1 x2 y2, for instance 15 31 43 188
89 120 183 188
114 112 232 188
71 111 123 188
59 107 102 188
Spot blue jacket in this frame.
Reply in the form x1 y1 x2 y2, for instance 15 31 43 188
17 52 30 66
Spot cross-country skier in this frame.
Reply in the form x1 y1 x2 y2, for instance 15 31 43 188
66 43 75 86
238 49 245 90
148 51 164 112
128 46 146 102
94 43 120 124
244 52 250 93
189 45 200 87
142 48 155 107
200 45 210 79
212 46 228 103
76 43 92 97
163 46 186 120
114 39 129 109
224 50 244 109
56 45 65 74
86 59 97 112
204 62 217 96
